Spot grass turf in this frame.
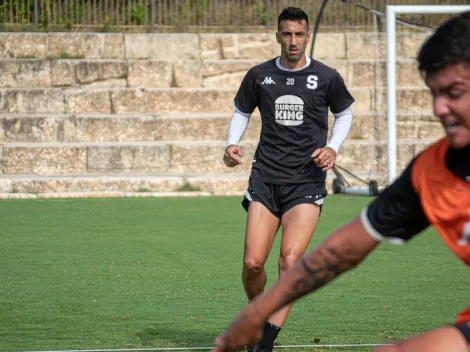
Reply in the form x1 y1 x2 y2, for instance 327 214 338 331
0 195 468 351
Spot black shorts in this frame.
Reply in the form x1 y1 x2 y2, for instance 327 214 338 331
455 322 470 344
242 177 327 219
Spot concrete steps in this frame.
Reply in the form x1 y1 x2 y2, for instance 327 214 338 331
0 31 434 197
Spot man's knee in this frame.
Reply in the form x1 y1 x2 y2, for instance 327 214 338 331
278 252 302 273
243 258 265 277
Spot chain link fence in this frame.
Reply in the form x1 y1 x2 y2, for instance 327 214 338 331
0 0 468 32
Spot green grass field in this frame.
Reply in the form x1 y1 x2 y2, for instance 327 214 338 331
0 195 468 352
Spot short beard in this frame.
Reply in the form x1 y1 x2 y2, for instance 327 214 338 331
286 51 304 63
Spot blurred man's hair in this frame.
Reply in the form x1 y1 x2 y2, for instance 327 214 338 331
418 11 470 75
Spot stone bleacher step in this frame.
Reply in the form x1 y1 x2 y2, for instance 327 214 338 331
0 173 250 195
0 32 428 62
1 139 436 178
0 113 261 143
0 191 245 199
1 140 254 176
1 87 436 115
0 111 441 143
0 171 387 198
0 87 432 116
0 58 425 90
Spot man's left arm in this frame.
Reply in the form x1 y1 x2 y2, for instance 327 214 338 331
326 107 353 153
312 107 353 171
312 71 355 171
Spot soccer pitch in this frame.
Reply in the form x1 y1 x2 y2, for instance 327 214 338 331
0 195 468 352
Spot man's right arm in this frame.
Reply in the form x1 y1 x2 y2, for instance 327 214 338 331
223 110 251 167
361 159 430 244
253 217 379 317
256 159 431 315
213 217 379 352
225 109 251 148
224 68 258 167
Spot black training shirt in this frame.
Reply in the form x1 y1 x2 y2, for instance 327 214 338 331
234 57 355 184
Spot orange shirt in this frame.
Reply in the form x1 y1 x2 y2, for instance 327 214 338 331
363 137 470 324
412 138 470 266
412 138 470 324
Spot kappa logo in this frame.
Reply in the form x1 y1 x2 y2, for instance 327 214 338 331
262 77 276 85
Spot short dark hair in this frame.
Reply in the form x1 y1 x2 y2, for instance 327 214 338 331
277 7 309 31
418 10 470 75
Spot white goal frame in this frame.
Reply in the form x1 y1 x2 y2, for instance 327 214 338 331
386 5 470 184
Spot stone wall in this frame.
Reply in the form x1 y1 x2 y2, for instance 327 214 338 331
0 31 441 197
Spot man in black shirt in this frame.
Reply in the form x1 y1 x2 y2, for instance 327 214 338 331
214 10 470 352
222 7 355 352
